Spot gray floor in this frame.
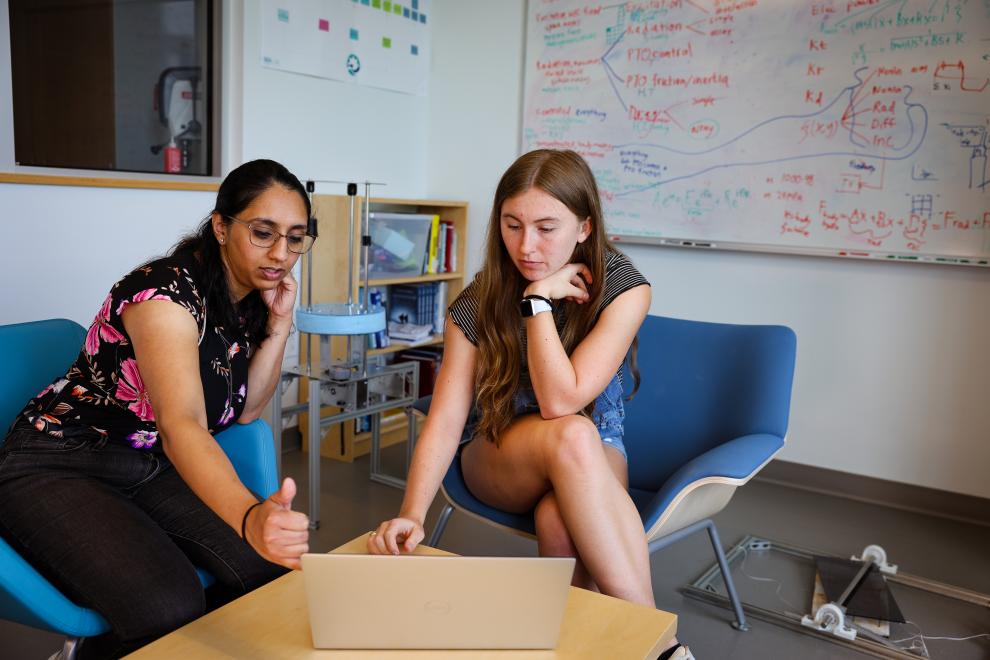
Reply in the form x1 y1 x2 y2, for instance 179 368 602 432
3 445 989 659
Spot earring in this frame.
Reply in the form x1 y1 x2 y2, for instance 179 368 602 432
219 237 225 245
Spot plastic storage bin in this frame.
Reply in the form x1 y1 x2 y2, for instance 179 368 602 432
365 212 434 278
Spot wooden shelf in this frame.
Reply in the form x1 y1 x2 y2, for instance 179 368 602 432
367 271 463 286
368 335 443 356
299 194 468 463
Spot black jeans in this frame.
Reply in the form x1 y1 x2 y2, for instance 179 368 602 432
0 427 287 659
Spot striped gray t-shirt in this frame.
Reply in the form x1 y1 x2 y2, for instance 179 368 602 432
448 249 649 362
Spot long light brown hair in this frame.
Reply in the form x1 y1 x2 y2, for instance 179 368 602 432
473 149 629 446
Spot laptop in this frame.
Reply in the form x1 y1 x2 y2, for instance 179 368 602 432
301 553 575 650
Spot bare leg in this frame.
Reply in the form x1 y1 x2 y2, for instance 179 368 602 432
461 414 655 607
535 444 630 591
534 491 595 589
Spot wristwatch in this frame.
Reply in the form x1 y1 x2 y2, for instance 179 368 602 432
520 295 553 318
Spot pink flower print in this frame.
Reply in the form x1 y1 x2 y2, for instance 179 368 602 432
115 288 173 316
236 384 246 401
228 342 241 360
85 294 125 356
128 429 158 449
218 399 235 426
115 359 156 421
37 378 69 398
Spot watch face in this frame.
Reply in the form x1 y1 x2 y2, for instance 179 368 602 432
520 298 551 317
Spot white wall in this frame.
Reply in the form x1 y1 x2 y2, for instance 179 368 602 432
426 0 526 274
1 184 211 326
427 1 990 500
237 0 428 199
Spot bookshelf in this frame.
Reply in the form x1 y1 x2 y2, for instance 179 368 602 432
297 194 469 462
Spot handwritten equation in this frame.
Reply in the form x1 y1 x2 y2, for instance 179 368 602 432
523 0 990 262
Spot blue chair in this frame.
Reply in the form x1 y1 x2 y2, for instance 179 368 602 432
0 319 279 658
426 314 797 630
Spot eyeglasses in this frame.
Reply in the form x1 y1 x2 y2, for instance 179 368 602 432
223 215 315 254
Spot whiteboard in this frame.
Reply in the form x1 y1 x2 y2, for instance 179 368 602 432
522 0 990 266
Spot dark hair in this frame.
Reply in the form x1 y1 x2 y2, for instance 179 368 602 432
170 159 313 345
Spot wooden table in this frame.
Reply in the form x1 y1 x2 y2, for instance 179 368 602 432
125 534 677 659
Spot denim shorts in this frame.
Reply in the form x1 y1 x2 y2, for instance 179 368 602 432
461 374 627 461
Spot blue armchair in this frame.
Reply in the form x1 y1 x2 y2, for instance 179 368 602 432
0 319 279 657
425 314 797 630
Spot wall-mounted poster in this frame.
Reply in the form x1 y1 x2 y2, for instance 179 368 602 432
261 0 430 96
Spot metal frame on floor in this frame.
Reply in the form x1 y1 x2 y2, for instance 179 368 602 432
684 534 990 659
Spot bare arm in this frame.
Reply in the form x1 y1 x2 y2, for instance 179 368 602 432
240 271 297 422
369 317 476 554
526 278 650 419
123 300 309 568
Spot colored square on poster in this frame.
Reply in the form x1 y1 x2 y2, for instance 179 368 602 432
372 0 381 7
411 44 418 55
403 7 410 18
411 11 418 20
412 0 418 8
277 8 289 22
318 18 330 31
393 5 402 15
350 28 359 40
361 0 369 5
419 13 426 23
384 1 392 10
382 37 392 48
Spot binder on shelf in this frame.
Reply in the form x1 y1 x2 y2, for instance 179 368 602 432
437 223 447 275
394 347 443 398
426 214 441 274
388 283 436 327
442 221 455 273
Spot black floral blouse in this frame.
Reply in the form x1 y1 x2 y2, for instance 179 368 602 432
16 255 251 452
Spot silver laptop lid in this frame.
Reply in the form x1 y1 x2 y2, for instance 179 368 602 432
301 554 575 650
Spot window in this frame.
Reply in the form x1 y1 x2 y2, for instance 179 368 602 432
9 0 216 176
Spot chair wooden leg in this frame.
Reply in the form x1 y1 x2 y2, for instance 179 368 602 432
427 504 454 548
705 521 750 631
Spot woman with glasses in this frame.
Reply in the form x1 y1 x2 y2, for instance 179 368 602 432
0 159 315 659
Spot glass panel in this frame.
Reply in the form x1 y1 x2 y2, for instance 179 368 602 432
10 0 213 175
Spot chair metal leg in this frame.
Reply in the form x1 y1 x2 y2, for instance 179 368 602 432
427 503 454 548
58 636 82 660
705 521 750 631
648 518 750 631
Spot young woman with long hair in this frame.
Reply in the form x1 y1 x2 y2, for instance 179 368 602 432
370 150 690 657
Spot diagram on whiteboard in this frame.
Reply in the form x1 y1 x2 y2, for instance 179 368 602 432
261 0 430 96
523 0 990 262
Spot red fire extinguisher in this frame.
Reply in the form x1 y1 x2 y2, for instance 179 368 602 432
164 138 181 173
